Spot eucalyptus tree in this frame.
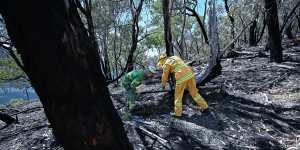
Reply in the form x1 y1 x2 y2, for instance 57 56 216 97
0 1 132 149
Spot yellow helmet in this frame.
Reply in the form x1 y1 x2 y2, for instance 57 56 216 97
157 54 167 68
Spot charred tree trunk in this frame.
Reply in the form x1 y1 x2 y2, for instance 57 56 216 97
186 7 209 45
113 22 119 82
224 0 235 49
197 0 222 86
102 27 112 80
178 0 187 59
162 0 175 90
249 20 257 46
265 0 283 63
0 1 132 150
285 22 294 39
162 0 174 56
0 112 15 125
126 0 144 72
256 17 267 45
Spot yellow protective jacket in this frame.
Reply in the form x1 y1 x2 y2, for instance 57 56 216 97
161 56 194 85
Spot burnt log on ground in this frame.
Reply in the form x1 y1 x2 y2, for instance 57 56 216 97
0 112 15 126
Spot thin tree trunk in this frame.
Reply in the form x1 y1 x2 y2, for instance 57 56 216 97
203 0 208 25
107 0 144 84
249 20 257 46
113 21 119 82
265 0 283 63
186 7 209 45
127 0 144 72
256 17 267 45
196 0 221 86
285 22 294 39
178 0 186 58
224 0 235 48
0 1 132 149
279 0 300 34
162 0 174 56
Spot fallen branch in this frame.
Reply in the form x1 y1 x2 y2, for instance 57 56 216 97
135 125 172 149
139 90 170 95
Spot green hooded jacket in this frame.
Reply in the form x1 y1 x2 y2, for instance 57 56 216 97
122 69 145 89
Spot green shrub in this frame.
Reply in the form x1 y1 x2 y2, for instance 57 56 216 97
9 98 27 107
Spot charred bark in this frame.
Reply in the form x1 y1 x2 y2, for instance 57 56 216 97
162 0 174 56
224 0 235 48
196 0 221 86
256 17 266 45
127 0 144 71
0 1 132 149
186 7 209 45
284 22 294 39
265 0 283 63
249 20 257 46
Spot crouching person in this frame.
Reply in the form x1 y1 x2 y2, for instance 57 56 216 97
121 67 156 119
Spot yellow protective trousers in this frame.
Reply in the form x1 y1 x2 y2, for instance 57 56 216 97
174 77 208 116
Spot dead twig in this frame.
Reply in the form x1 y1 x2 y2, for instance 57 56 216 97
134 122 172 149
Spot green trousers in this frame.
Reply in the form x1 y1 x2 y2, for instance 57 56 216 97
126 88 136 110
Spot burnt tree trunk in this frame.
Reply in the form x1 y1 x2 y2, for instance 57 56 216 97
196 0 222 86
126 0 144 72
186 7 209 45
162 0 175 90
265 0 283 63
0 1 132 150
256 17 267 45
249 20 257 46
162 0 174 56
285 22 294 39
224 0 235 49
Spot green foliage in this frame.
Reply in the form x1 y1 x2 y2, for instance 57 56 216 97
0 56 27 86
9 98 27 107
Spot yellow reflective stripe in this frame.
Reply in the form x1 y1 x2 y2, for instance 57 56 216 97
194 95 203 102
174 64 186 72
176 71 194 85
175 101 182 107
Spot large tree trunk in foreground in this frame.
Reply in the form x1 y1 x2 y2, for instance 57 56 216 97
265 0 283 63
0 1 132 150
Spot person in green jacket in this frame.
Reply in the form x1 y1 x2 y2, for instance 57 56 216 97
122 67 156 112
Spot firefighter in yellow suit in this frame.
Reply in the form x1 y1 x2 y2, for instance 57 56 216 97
157 54 209 117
